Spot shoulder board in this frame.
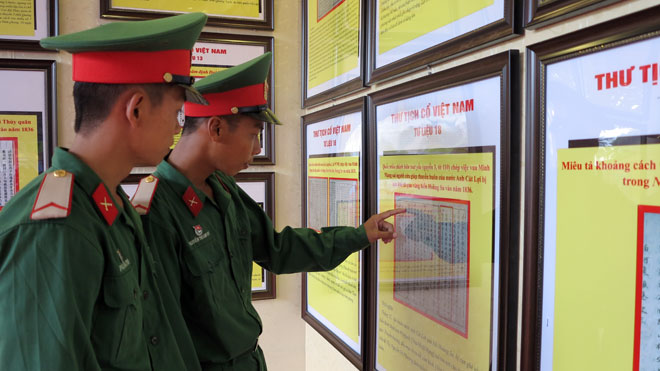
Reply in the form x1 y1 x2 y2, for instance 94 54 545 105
131 175 159 215
31 170 74 220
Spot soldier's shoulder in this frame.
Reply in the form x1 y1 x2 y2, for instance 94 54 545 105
0 170 74 233
130 174 160 216
30 170 75 221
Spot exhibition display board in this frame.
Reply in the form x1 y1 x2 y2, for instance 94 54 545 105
0 0 57 50
302 98 367 367
101 0 273 29
523 8 660 371
0 59 56 210
302 0 363 107
367 0 518 83
370 51 519 371
235 172 277 300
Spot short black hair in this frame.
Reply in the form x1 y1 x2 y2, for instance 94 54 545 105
181 114 243 136
73 82 169 134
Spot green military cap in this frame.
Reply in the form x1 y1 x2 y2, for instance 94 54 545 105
184 52 281 125
40 12 209 105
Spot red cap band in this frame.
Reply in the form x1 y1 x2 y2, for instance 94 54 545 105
73 49 192 84
184 83 267 117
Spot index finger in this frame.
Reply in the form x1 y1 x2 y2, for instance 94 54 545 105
376 208 406 221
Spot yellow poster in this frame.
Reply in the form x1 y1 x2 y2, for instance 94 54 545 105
113 0 259 18
378 0 493 54
307 0 360 89
307 155 361 346
190 66 226 80
377 151 493 371
0 113 40 191
553 144 660 371
251 262 264 289
0 0 35 36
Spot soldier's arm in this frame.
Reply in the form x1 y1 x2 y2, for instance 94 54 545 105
0 223 104 371
239 186 401 274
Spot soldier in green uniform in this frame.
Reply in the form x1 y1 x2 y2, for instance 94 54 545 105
0 13 208 370
133 53 405 370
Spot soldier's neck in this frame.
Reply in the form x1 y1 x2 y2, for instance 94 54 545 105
69 133 133 207
168 139 215 194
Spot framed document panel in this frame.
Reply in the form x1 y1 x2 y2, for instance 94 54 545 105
522 7 660 371
367 0 519 83
370 51 519 371
523 0 624 29
0 59 56 211
302 0 364 107
235 171 276 300
302 98 367 367
0 0 57 50
100 0 273 30
173 33 275 164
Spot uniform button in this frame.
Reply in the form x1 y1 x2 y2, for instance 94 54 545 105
143 290 149 300
133 288 138 299
150 336 159 345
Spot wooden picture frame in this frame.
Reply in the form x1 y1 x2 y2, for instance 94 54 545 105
0 0 58 51
522 6 660 371
0 59 56 210
235 171 277 300
366 0 520 84
368 51 520 371
100 0 274 30
301 97 368 368
523 0 624 29
302 0 365 107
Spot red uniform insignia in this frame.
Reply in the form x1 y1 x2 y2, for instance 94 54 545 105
183 186 202 217
93 183 118 226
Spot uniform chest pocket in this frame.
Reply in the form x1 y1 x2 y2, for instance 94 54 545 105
182 239 224 276
95 270 143 366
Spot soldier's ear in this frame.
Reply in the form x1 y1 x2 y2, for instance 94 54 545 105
124 89 145 128
208 116 223 142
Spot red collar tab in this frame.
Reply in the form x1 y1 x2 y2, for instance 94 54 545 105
73 49 192 84
184 83 267 117
93 184 118 226
182 186 203 217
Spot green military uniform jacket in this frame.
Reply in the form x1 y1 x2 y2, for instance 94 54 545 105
140 160 369 370
0 148 199 371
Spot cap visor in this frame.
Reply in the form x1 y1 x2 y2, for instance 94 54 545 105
248 108 282 125
181 84 209 105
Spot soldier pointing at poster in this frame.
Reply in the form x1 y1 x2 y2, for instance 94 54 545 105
133 52 405 370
